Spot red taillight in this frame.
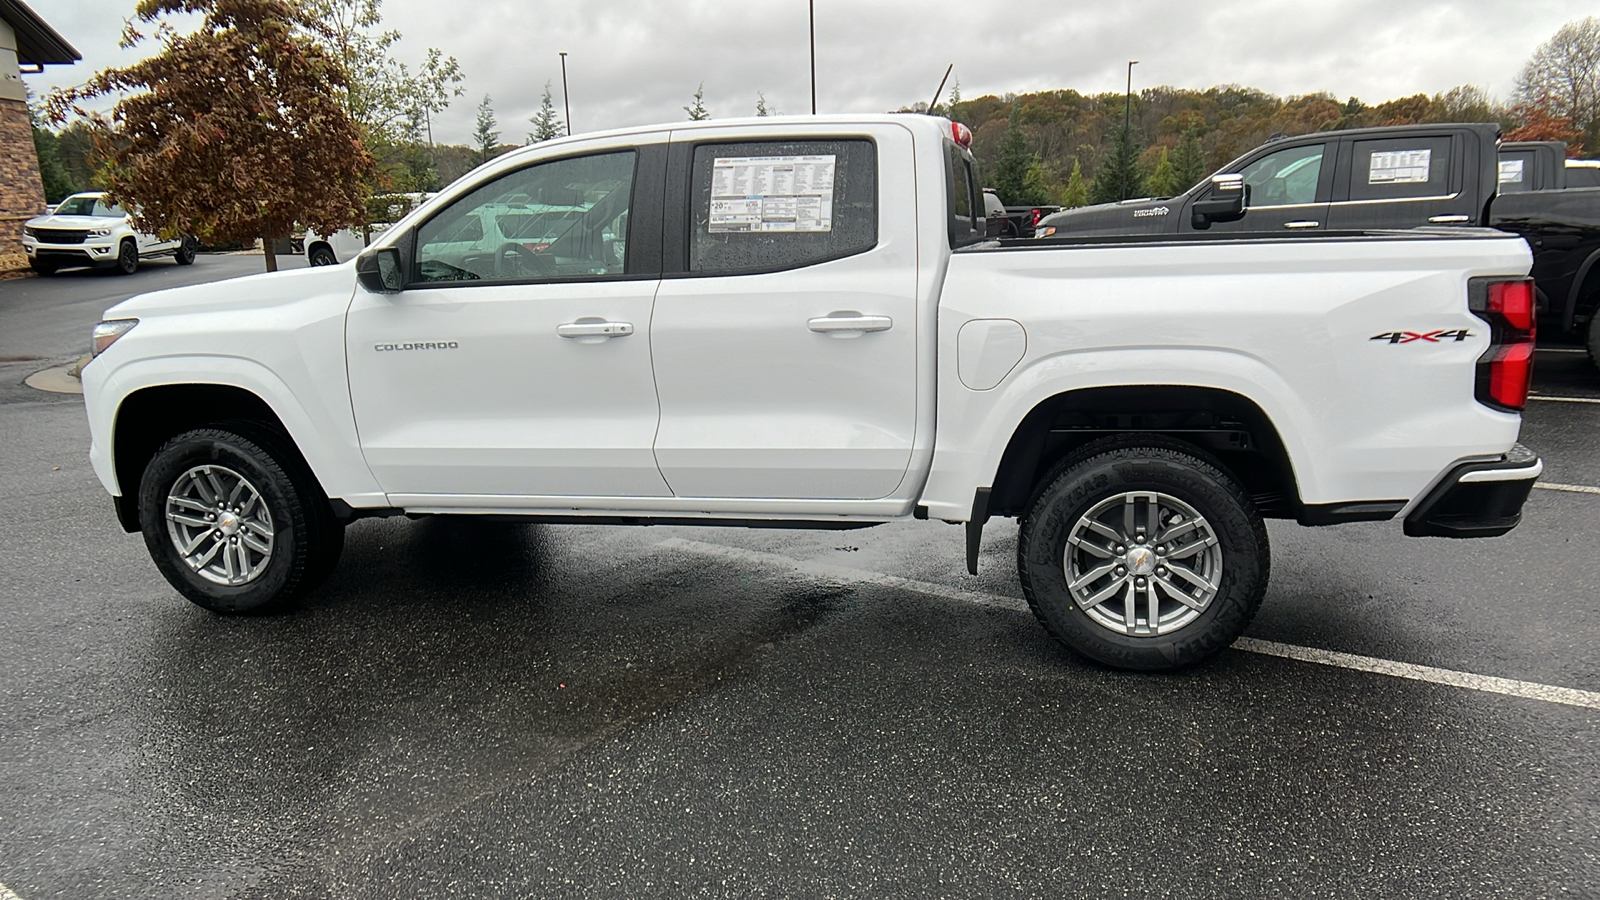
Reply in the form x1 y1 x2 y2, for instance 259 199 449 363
1488 280 1534 331
1471 277 1536 412
1031 208 1041 226
951 121 972 149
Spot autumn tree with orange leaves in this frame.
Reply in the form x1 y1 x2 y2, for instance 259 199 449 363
46 0 375 271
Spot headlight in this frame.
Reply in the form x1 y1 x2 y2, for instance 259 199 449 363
90 227 114 237
92 319 139 357
22 225 35 238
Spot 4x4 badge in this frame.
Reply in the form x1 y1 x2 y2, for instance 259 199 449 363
1369 329 1473 344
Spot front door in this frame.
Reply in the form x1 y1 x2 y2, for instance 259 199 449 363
649 127 920 500
346 146 671 500
1188 139 1333 233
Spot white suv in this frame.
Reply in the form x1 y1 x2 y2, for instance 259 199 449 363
22 192 196 276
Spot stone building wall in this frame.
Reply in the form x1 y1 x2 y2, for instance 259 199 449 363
0 96 43 255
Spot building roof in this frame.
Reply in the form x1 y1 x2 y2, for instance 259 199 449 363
1 0 81 67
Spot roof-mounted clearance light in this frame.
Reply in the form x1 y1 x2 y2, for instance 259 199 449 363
951 121 973 149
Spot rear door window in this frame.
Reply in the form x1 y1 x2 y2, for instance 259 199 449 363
1348 136 1453 201
688 139 877 275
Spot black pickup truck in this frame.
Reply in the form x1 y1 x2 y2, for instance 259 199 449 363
983 188 1060 238
1035 124 1600 365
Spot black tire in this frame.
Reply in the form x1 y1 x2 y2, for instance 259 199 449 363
138 423 343 614
308 245 337 267
1586 313 1600 369
29 260 57 276
115 239 138 275
1017 436 1270 671
175 237 197 265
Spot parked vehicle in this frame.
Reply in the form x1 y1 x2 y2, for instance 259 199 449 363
22 192 196 276
82 115 1540 672
1035 124 1600 366
303 193 437 267
982 188 1059 238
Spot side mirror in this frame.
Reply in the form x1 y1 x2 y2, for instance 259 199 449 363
356 246 404 293
1190 173 1249 229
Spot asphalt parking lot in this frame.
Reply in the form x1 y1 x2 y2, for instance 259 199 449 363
0 258 1596 898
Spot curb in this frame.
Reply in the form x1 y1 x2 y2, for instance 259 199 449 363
25 355 90 395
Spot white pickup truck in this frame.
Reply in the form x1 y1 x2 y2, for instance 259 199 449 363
82 115 1543 671
23 191 198 276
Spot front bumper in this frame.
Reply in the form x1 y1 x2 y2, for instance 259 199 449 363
23 240 120 266
1404 443 1542 538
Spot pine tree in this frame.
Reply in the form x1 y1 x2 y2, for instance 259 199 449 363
991 106 1043 203
1061 159 1088 208
1089 122 1145 204
474 94 499 163
685 83 710 121
1145 148 1178 197
527 81 564 143
1170 129 1206 194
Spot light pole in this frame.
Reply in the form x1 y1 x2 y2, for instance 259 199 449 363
1124 59 1139 135
560 51 572 136
809 0 817 114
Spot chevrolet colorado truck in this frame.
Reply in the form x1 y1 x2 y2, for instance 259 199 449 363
82 115 1542 671
1035 123 1600 365
23 191 198 276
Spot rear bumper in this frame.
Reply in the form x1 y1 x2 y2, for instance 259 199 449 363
1403 443 1542 538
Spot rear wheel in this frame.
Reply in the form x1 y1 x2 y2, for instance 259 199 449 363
115 239 138 275
308 245 337 267
1017 437 1269 671
138 423 343 614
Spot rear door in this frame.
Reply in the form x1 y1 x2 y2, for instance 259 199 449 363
649 123 919 500
1182 138 1334 233
1327 131 1476 228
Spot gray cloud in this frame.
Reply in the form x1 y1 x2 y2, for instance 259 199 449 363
25 0 1598 145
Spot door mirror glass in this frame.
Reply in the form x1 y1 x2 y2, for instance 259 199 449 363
357 246 405 293
1190 174 1248 229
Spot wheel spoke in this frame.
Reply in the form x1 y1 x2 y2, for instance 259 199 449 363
1076 576 1127 611
205 471 230 507
226 476 247 507
1123 494 1138 537
1154 575 1207 611
241 533 271 555
244 519 274 540
1146 579 1160 628
1068 535 1115 559
170 496 211 513
166 511 212 528
1157 518 1199 544
1167 564 1219 595
181 529 214 556
1068 561 1119 591
190 472 216 505
1083 519 1123 544
191 537 225 569
1164 535 1218 560
239 493 259 517
1122 580 1138 633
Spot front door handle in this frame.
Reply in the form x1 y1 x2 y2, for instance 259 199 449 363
807 313 893 337
1428 214 1471 224
1283 220 1321 229
557 319 633 342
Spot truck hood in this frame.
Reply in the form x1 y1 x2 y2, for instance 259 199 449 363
105 264 356 320
26 214 126 229
1038 197 1180 237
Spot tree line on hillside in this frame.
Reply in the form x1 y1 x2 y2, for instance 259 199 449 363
31 2 1600 270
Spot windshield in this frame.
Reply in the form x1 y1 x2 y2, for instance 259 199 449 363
53 196 125 218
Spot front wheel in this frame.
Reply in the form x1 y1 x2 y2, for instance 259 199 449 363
175 237 198 265
115 240 138 275
1018 438 1269 671
138 424 343 614
29 260 57 276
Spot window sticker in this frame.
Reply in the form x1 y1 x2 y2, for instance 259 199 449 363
709 155 836 233
1368 149 1432 185
1498 159 1525 184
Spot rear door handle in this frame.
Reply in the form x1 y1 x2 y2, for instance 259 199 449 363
807 313 893 336
557 320 633 341
1428 215 1471 224
1283 220 1321 229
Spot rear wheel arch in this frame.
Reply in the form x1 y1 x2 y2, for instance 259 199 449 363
110 384 321 532
986 385 1303 521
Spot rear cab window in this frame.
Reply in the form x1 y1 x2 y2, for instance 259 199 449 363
948 144 984 247
1499 150 1536 193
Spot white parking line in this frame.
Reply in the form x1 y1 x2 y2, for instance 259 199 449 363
1 883 26 900
655 537 1600 710
1535 482 1600 495
1528 395 1600 404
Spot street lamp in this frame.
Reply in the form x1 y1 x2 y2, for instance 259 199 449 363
560 51 572 136
809 0 817 114
1124 59 1139 135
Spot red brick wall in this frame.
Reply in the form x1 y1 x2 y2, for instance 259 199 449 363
0 97 45 255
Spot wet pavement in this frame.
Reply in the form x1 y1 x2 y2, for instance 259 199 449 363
0 265 1596 898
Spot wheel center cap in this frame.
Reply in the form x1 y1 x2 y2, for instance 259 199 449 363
1126 546 1157 575
217 512 241 536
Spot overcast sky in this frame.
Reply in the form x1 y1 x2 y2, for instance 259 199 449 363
24 0 1598 144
